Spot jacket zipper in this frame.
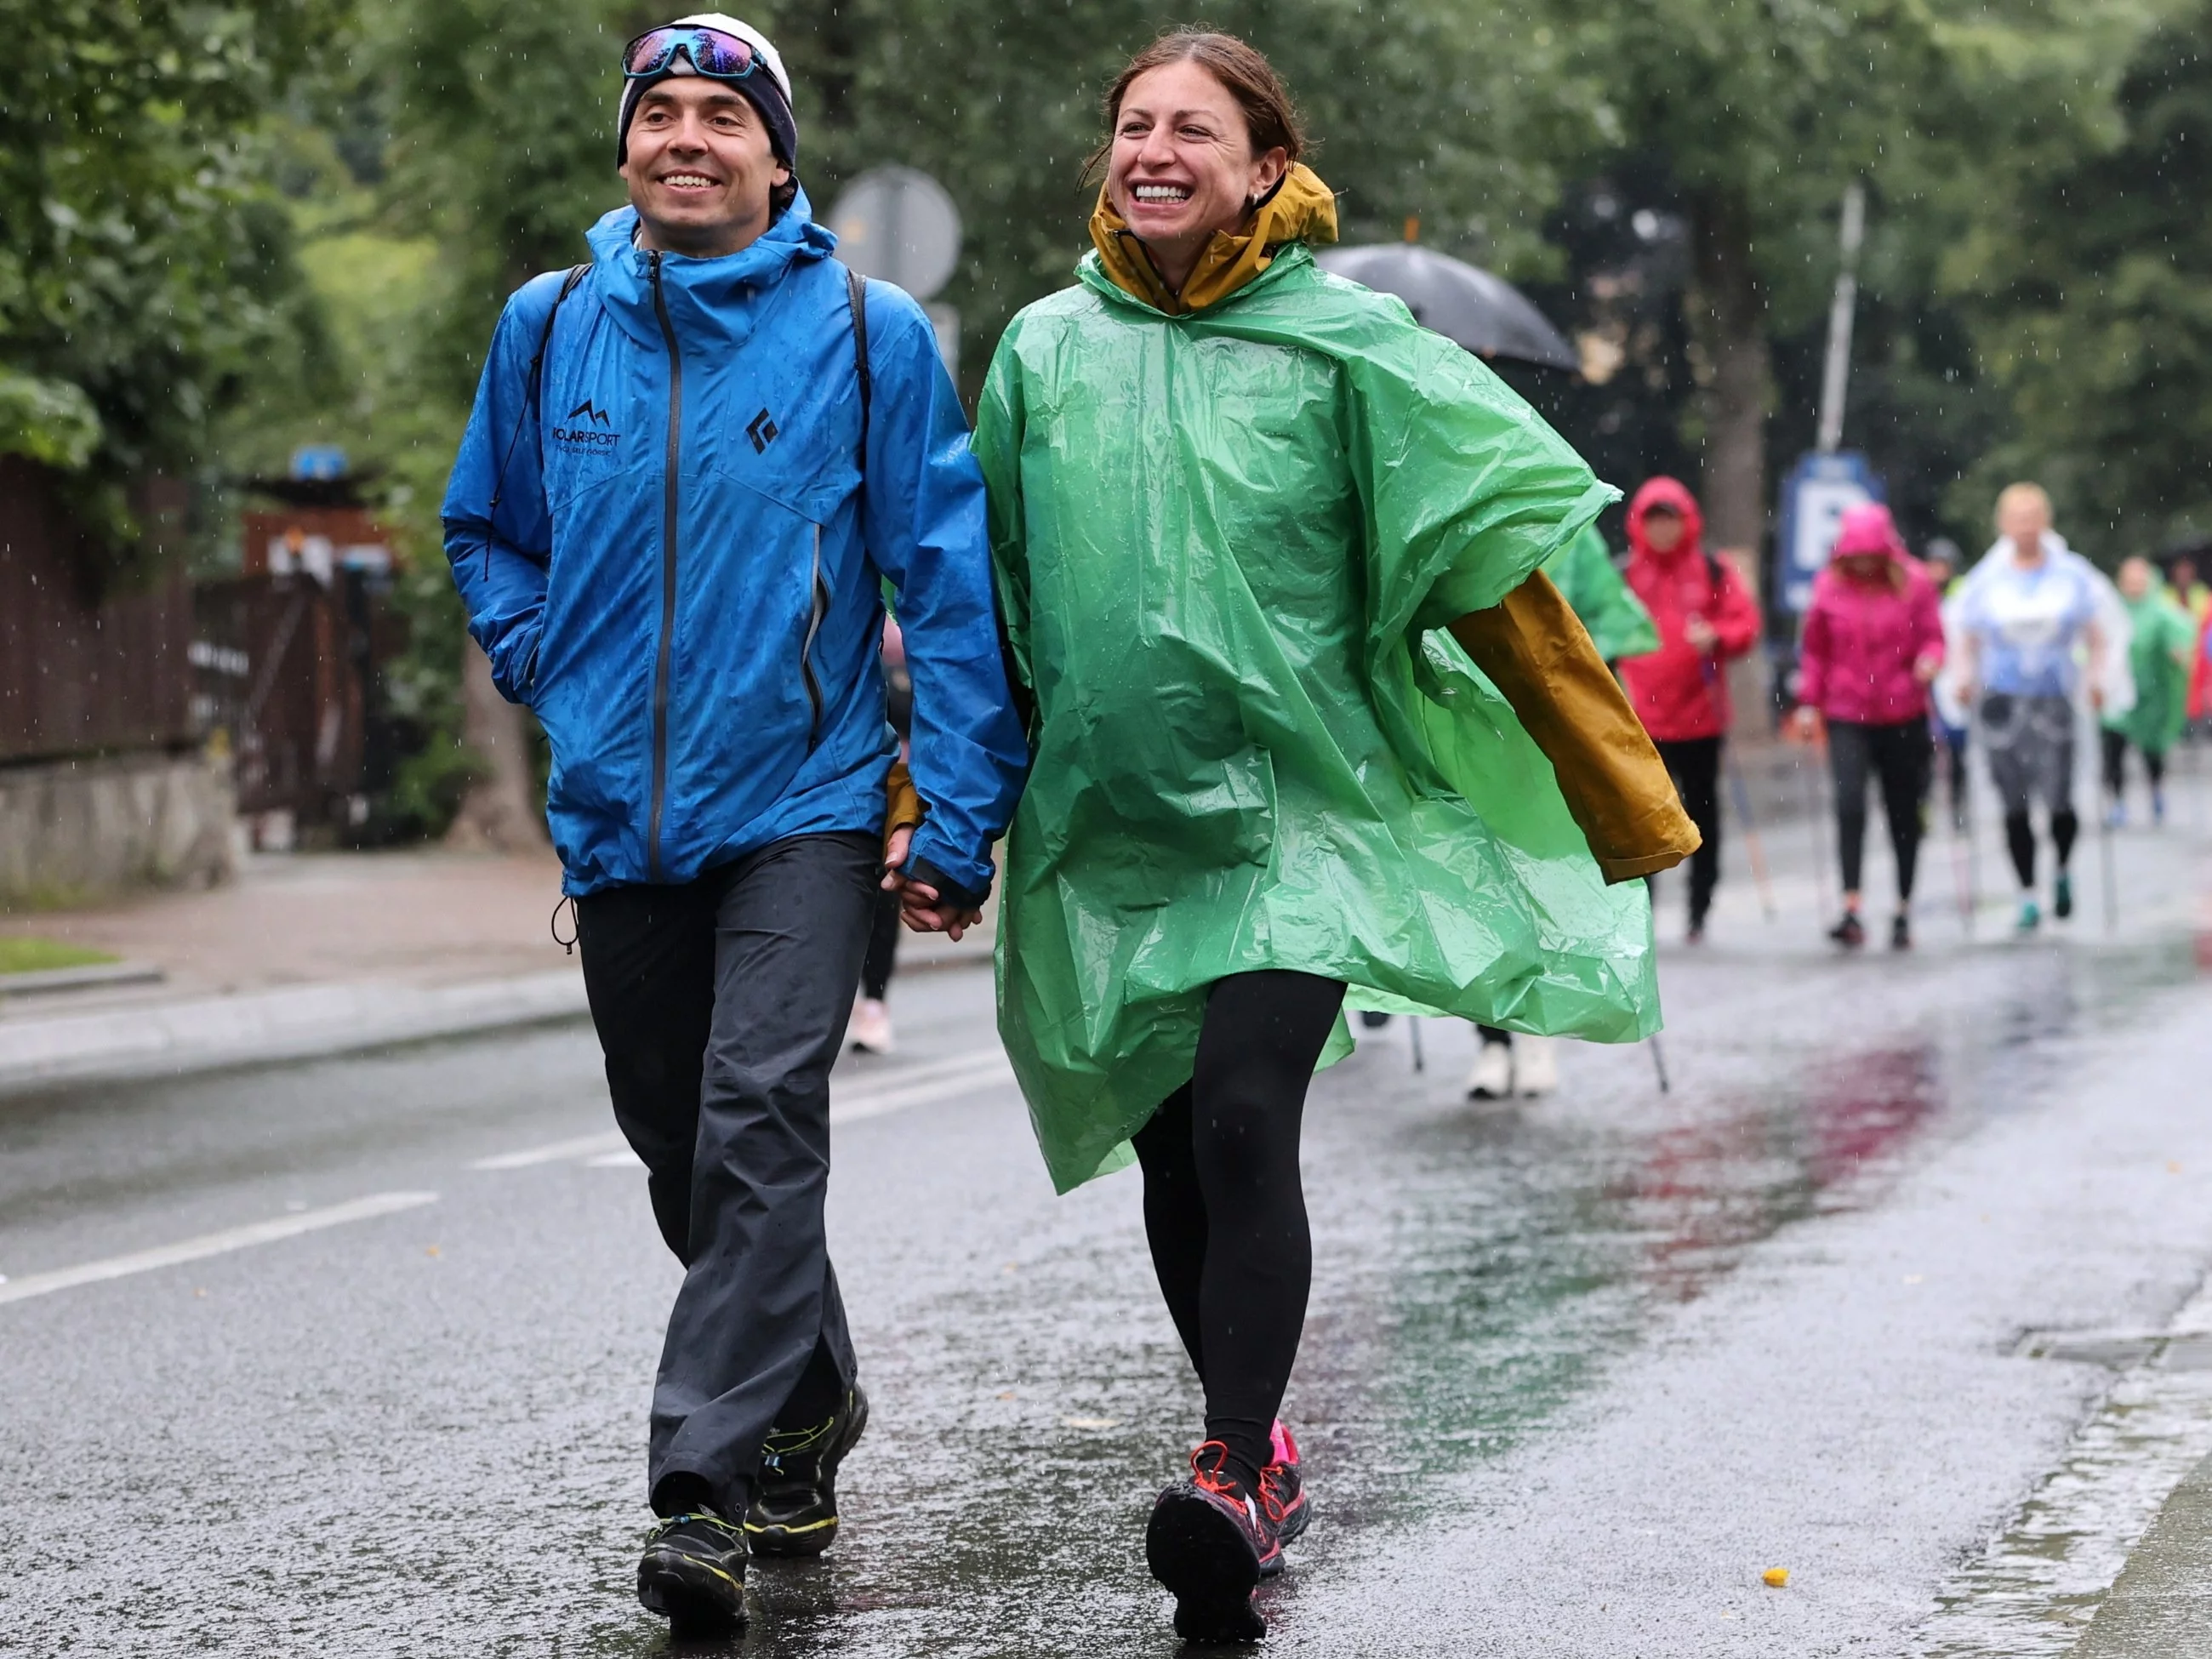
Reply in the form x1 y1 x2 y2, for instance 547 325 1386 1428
800 526 828 750
647 251 682 882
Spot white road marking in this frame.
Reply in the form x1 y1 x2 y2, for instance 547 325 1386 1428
0 1190 439 1308
470 1131 627 1171
479 1052 1019 1173
831 1053 1014 1124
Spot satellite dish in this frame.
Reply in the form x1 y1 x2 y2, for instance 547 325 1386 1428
826 167 962 300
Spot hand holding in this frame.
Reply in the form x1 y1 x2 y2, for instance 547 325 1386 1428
881 825 914 890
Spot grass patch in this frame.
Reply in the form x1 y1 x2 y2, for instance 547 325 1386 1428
0 936 119 975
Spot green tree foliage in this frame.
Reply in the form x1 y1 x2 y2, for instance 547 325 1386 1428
1952 1 2212 553
1525 0 2163 557
0 0 345 540
762 0 1564 394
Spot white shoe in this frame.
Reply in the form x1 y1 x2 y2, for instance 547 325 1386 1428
1514 1035 1559 1097
849 997 895 1055
1466 1041 1513 1100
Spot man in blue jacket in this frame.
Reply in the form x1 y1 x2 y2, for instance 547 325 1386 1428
441 14 1025 1634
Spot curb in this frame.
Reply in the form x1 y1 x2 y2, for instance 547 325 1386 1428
0 970 593 1095
0 947 995 1097
0 961 166 1000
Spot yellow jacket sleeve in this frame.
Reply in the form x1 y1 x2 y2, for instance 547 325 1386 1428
1447 573 1702 883
884 759 925 862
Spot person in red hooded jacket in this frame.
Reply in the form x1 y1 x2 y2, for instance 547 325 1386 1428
1617 477 1761 941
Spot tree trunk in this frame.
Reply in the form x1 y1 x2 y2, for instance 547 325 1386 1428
446 638 546 852
1685 185 1772 584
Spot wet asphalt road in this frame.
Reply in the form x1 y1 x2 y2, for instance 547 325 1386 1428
6 791 2212 1656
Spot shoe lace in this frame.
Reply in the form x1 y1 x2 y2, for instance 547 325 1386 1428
760 1412 835 1470
647 1510 744 1548
1257 1464 1292 1524
1189 1440 1241 1497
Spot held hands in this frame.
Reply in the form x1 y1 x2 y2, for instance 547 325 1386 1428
880 826 983 941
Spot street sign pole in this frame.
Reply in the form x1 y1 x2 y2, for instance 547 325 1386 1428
1816 181 1867 456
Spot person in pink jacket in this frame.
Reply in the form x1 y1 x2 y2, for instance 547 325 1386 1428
1791 504 1946 949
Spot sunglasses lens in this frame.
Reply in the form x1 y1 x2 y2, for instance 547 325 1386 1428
625 28 676 73
684 28 755 75
626 26 755 77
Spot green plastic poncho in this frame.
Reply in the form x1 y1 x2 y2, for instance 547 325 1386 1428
977 245 1658 1194
1543 526 1658 663
2108 590 2196 755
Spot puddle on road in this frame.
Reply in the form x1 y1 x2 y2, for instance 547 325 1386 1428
1914 1283 2212 1657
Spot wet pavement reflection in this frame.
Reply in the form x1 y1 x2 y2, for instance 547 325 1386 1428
3 901 2208 1654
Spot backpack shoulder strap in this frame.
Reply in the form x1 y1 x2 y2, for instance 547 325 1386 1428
527 263 592 407
489 262 590 514
845 264 871 476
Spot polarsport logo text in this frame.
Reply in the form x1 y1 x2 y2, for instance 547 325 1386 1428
554 400 619 449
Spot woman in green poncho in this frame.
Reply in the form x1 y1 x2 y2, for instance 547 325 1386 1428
2101 555 2195 825
968 29 1696 1643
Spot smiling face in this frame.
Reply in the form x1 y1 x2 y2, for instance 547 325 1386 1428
620 76 789 259
1105 59 1287 288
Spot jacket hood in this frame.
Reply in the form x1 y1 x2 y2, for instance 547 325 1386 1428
1830 502 1907 563
1625 476 1705 564
584 187 835 351
1089 162 1338 316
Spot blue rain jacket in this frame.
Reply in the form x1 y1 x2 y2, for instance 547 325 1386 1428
442 195 1026 896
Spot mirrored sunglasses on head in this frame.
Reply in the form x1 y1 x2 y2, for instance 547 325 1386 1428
624 25 761 79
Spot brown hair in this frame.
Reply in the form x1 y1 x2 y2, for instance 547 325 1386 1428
1082 29 1306 184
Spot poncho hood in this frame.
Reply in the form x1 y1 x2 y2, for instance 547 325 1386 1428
1088 162 1339 316
1626 476 1706 567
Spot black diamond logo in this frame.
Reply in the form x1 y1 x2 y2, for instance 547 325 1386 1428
747 408 780 453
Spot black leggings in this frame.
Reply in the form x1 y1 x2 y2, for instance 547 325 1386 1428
859 886 900 1000
2101 727 2168 798
2004 807 2079 889
1653 737 1722 928
1828 718 1930 901
1131 971 1346 1493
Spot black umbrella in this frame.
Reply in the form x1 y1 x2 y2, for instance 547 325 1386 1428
1314 243 1580 373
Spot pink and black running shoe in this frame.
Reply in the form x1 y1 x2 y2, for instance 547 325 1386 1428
1146 1440 1278 1644
1258 1418 1312 1561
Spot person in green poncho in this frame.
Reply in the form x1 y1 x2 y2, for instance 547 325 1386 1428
964 29 1697 1644
2102 556 2194 825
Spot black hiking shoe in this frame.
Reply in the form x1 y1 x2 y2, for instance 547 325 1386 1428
744 1382 869 1558
1147 1441 1277 1644
636 1511 748 1634
1827 911 1867 949
1890 912 1912 951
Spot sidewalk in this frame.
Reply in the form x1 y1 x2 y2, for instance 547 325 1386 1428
0 848 992 1092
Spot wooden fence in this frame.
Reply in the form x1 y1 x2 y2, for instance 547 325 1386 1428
0 458 195 765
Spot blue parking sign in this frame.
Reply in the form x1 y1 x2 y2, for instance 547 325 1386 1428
1778 451 1884 613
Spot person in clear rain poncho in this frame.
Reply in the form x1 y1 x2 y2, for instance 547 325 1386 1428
950 27 1698 1645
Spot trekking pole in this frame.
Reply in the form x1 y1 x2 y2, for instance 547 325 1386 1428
1648 1032 1672 1096
2100 781 2120 934
1723 750 1780 921
1799 744 1833 918
1407 1015 1426 1074
1947 767 1974 937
